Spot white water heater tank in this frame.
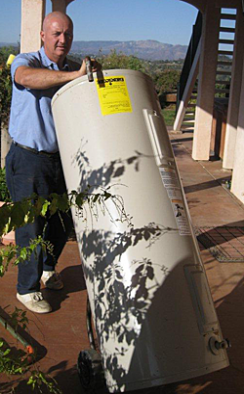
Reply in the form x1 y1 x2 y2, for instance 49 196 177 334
52 69 229 392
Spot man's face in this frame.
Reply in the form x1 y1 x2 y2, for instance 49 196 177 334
40 16 73 66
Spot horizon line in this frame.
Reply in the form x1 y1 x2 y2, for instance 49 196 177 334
0 39 188 46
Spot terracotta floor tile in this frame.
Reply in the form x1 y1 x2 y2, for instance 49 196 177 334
1 131 244 393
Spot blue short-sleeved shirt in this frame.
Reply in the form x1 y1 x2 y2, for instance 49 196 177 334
9 47 73 153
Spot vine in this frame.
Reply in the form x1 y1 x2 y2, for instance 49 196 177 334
0 186 118 393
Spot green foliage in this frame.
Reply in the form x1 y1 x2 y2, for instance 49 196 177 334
0 167 11 202
0 185 120 392
152 69 180 109
215 82 230 98
0 187 121 276
0 307 31 376
0 237 54 277
97 49 145 72
0 339 62 393
0 66 12 127
27 370 62 393
8 307 28 331
162 105 176 126
154 69 181 94
0 47 18 127
0 339 27 375
0 46 18 64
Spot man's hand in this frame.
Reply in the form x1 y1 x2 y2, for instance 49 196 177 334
91 59 102 72
79 58 102 78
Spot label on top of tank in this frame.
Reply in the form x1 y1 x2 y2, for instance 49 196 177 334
95 76 132 116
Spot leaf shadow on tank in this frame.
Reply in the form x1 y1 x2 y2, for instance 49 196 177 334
78 223 178 392
79 236 222 393
72 141 151 192
71 147 199 391
123 258 205 393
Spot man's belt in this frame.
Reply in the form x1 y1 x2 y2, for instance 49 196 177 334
13 141 60 158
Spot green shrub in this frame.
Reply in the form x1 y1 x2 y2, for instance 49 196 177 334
0 66 12 128
0 167 11 202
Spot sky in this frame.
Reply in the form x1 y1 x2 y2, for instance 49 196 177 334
0 0 198 46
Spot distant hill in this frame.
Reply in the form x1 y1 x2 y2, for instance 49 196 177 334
0 43 18 48
0 40 188 61
71 40 187 61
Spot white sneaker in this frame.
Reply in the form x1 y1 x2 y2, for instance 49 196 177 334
41 270 64 290
16 292 52 313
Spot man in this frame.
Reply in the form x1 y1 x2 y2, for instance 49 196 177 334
6 11 99 313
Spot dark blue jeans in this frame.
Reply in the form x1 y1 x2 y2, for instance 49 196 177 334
5 143 73 295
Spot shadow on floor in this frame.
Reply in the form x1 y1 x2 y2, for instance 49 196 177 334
184 176 231 194
42 264 86 312
196 220 244 248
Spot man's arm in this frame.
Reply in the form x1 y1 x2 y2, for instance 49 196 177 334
14 59 100 90
15 66 84 89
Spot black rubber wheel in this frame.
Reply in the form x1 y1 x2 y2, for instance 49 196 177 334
77 349 107 393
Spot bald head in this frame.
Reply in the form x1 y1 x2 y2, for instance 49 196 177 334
42 12 73 32
40 12 73 67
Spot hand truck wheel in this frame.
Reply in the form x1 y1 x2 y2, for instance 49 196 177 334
77 348 107 393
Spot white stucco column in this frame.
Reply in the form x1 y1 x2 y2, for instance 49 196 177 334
222 5 244 169
192 5 221 160
231 54 244 205
1 127 12 169
20 0 46 53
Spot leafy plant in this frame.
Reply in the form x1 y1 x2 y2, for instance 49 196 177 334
0 236 54 277
154 69 180 93
0 167 11 202
0 339 27 375
0 185 122 392
97 49 145 72
0 47 18 127
27 370 62 394
0 338 62 393
0 308 59 389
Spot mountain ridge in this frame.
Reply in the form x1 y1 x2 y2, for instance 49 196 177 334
71 40 187 61
0 40 188 61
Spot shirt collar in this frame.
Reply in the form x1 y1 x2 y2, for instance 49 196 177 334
39 46 69 71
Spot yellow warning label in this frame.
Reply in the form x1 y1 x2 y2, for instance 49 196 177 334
95 76 132 116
